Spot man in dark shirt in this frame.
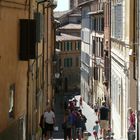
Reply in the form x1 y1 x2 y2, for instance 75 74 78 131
98 101 110 138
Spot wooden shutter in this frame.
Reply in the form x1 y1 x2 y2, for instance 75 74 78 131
19 19 36 60
94 67 98 80
105 57 109 81
34 12 43 42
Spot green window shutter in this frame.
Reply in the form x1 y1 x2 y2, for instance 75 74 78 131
70 42 72 51
34 12 43 42
78 41 81 50
67 42 69 51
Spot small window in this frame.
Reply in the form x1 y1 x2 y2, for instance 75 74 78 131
75 41 81 50
100 41 104 57
9 84 15 119
92 39 96 54
64 58 72 67
75 57 79 67
94 67 98 80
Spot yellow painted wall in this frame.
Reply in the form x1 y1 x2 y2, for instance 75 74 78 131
0 0 28 132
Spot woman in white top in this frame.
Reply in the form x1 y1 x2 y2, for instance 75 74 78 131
44 105 55 140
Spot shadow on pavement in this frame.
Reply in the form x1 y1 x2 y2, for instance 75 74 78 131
53 93 64 139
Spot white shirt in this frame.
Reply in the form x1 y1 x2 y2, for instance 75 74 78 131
44 111 55 124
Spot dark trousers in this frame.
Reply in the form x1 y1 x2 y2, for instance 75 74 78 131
128 131 135 140
64 128 71 140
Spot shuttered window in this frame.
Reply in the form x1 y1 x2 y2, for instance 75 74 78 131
92 39 96 54
19 19 36 60
112 2 123 39
64 41 72 51
105 57 109 81
94 67 98 80
100 41 103 57
64 58 72 67
34 12 43 42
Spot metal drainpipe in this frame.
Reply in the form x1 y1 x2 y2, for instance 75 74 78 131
26 0 31 139
132 0 137 138
108 0 111 130
133 0 136 80
35 3 39 139
46 5 49 105
53 19 56 108
42 3 45 113
136 0 140 139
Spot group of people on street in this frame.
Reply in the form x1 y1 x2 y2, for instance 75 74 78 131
62 97 87 140
39 96 136 140
92 100 136 140
92 101 110 139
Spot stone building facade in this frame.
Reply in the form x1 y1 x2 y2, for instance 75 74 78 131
111 0 137 138
0 0 56 139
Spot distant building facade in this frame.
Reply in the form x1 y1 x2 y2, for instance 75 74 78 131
56 34 81 91
79 1 91 103
55 4 81 93
80 0 137 139
70 0 86 9
89 0 105 105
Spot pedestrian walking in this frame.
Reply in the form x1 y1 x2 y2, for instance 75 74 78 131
127 107 135 140
71 109 77 140
78 109 87 138
93 103 99 115
75 113 82 140
98 101 110 139
44 105 55 140
93 120 100 140
62 109 73 140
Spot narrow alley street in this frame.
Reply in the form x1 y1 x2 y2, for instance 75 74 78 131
51 92 97 140
53 93 64 139
0 0 139 140
52 93 127 140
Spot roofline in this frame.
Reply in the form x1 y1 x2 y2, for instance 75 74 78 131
88 10 104 15
78 0 94 7
58 6 80 20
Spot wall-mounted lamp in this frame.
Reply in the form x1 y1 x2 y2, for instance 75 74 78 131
55 73 60 79
55 48 61 55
